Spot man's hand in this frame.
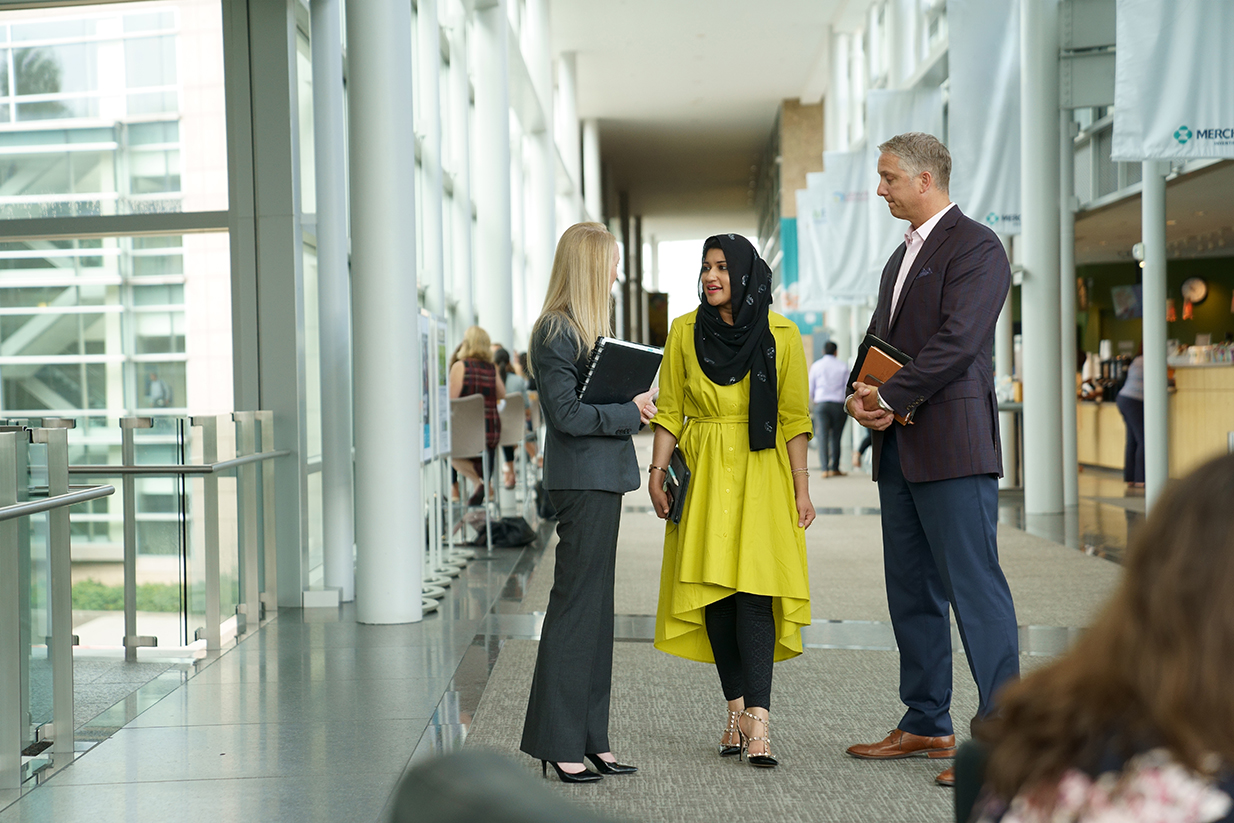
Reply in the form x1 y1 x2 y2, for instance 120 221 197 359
847 382 893 431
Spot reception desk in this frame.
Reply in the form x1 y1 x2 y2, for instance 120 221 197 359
1077 365 1234 478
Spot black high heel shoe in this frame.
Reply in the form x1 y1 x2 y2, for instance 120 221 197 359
719 708 742 757
584 754 637 775
739 710 779 768
541 760 602 783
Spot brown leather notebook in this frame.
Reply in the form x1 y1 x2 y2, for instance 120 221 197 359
854 334 914 425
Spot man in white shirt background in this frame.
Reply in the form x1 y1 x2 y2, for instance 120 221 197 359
808 340 850 477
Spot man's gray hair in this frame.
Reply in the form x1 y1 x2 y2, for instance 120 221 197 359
878 132 951 194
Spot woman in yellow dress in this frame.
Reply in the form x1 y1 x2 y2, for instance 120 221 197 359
648 232 815 769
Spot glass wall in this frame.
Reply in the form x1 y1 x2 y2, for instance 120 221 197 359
0 0 232 630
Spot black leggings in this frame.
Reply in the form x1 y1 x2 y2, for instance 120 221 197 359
705 593 775 710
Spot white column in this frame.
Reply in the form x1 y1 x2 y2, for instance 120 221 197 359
474 0 514 348
311 0 355 601
649 235 659 291
418 0 446 317
526 131 555 341
582 118 602 222
1141 161 1169 508
1059 111 1079 507
556 52 582 221
448 15 474 329
826 32 849 150
996 278 1018 490
347 0 422 624
833 305 853 362
525 0 555 342
510 135 527 347
886 0 908 88
1019 0 1063 515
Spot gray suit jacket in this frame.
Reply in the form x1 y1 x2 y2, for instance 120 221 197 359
530 320 642 493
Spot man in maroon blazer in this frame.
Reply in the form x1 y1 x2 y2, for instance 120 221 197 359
843 133 1019 788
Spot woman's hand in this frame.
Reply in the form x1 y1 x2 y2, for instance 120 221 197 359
633 388 658 425
648 472 671 519
795 489 815 529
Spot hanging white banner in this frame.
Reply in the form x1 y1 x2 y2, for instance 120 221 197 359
795 180 829 312
866 87 945 274
819 152 874 302
947 0 1021 234
1112 0 1234 161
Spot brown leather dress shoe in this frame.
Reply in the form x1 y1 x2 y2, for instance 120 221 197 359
846 729 957 760
935 766 956 787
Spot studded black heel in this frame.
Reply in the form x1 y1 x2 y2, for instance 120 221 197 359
739 710 779 768
720 709 741 757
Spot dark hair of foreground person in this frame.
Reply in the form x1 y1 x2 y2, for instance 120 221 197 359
978 452 1234 809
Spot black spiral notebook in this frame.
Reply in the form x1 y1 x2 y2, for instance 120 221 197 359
577 337 663 405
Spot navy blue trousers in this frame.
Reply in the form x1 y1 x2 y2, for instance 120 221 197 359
877 428 1020 737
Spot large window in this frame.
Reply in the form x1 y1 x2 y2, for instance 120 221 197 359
0 2 232 581
0 2 227 219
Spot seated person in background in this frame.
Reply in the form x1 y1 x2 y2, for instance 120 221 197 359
972 451 1234 823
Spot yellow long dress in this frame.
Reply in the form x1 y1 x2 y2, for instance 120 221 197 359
651 309 813 663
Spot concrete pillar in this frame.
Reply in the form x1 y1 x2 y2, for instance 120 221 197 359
619 191 631 340
1059 111 1079 507
825 31 848 151
995 262 1018 490
418 0 446 317
886 0 909 88
1019 0 1063 515
649 235 659 291
1141 161 1169 508
524 0 555 341
523 128 556 346
556 52 582 220
633 215 644 343
241 0 311 606
474 0 514 349
833 305 853 362
311 0 355 601
448 15 474 329
582 119 602 221
347 0 422 624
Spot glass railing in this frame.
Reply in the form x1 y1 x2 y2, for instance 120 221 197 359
1 425 115 789
0 411 286 790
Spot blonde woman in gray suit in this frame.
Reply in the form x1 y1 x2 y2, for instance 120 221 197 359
520 222 658 783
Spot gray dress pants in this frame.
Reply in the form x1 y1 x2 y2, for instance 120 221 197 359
520 488 623 762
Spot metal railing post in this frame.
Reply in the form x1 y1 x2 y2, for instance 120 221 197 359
120 418 156 662
0 431 23 789
256 411 277 614
32 419 74 756
233 412 261 627
191 415 223 651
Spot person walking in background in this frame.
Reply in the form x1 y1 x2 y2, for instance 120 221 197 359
808 340 850 477
971 453 1234 823
495 347 529 489
520 222 657 783
844 133 1019 788
1115 352 1145 491
648 232 815 770
449 325 504 506
146 370 172 408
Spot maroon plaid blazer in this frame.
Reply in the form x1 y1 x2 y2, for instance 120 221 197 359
848 206 1010 483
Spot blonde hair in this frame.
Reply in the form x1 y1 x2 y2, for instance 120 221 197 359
457 325 493 362
529 222 615 373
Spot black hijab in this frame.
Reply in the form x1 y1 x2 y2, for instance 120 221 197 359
694 233 778 451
